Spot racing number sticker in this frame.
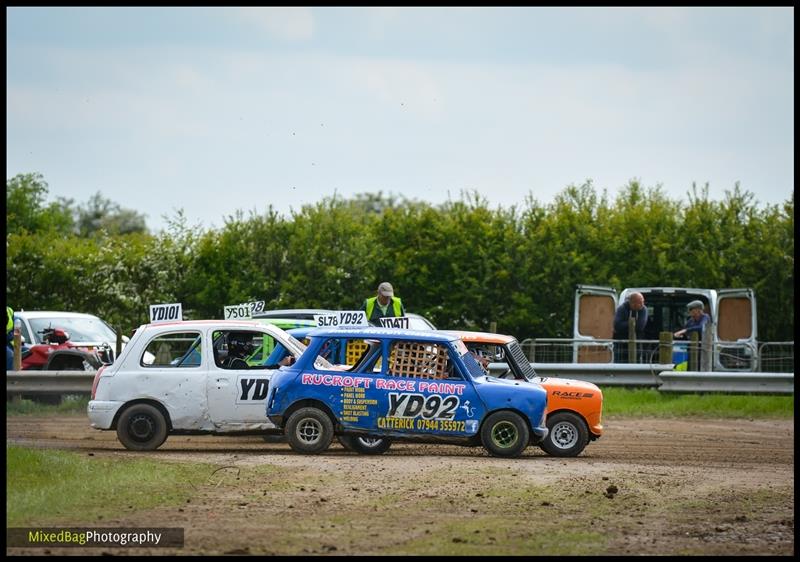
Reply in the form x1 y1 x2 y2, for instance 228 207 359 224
379 317 410 329
387 393 458 419
224 301 264 320
236 376 269 403
314 311 369 327
379 393 468 432
150 303 182 323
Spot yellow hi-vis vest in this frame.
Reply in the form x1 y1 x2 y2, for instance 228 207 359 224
365 297 403 321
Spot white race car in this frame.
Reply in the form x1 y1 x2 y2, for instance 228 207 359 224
88 320 333 450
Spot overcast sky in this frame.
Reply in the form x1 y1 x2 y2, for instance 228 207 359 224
6 7 794 232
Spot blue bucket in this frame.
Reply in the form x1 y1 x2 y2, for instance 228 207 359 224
672 343 688 364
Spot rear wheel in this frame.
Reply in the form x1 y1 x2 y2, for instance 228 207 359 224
338 434 391 455
540 412 589 457
480 411 530 458
285 407 333 454
116 403 169 451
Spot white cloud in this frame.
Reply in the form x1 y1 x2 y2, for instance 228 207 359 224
232 7 315 41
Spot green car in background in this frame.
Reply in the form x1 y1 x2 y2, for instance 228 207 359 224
249 314 321 365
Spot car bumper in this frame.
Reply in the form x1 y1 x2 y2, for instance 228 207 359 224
530 425 549 444
87 400 124 429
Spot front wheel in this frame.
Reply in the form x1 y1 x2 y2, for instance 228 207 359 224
540 412 589 457
480 411 530 458
338 434 391 455
285 407 333 454
116 403 169 451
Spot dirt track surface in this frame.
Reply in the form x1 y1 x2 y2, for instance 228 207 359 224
7 414 795 556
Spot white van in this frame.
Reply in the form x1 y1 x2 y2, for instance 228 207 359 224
572 285 758 370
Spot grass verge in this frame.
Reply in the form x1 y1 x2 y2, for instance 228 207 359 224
601 387 794 418
6 395 90 415
6 445 215 527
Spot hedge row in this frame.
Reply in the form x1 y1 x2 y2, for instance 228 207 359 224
6 181 794 342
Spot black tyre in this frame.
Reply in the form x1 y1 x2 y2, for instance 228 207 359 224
116 403 169 451
540 411 589 457
285 407 333 454
480 411 530 458
337 434 391 455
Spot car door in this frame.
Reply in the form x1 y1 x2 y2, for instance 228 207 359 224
205 328 281 427
136 329 208 431
573 285 617 363
364 338 487 438
714 288 758 371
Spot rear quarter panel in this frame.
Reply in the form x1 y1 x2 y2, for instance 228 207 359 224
539 378 603 437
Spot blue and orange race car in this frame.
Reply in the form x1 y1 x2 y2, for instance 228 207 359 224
266 327 549 458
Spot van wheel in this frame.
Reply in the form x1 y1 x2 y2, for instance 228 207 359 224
286 407 333 454
338 435 391 455
480 411 530 458
116 404 169 451
540 412 589 457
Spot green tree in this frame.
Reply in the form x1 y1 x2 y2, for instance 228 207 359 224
76 192 148 236
6 173 74 235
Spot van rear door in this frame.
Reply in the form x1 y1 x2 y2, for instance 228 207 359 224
573 285 617 362
714 288 757 370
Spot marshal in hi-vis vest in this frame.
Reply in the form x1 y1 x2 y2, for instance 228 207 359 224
365 297 403 322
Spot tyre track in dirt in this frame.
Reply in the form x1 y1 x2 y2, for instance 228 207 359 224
6 415 794 466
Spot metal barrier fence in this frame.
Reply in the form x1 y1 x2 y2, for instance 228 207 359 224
7 371 94 395
757 342 794 373
488 362 669 387
518 337 784 373
658 371 795 394
6 341 795 398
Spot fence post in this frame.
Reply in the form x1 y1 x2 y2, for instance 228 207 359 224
659 331 673 364
489 321 497 334
628 314 636 363
701 322 713 372
13 319 22 371
689 332 699 371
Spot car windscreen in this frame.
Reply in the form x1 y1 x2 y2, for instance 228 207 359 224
29 316 116 344
407 316 435 330
507 340 538 380
461 351 487 378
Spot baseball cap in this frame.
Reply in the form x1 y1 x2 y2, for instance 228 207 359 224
378 282 394 297
687 300 704 311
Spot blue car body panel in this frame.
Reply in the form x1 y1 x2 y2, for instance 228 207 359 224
267 327 548 443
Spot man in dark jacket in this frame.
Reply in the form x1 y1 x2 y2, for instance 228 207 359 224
613 292 648 363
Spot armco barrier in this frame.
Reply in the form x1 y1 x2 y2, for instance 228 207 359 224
657 371 794 394
6 368 795 396
6 371 95 395
486 363 794 394
487 362 672 387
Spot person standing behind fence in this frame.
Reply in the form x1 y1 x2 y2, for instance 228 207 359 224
363 282 405 326
613 292 648 363
6 306 14 370
674 300 710 340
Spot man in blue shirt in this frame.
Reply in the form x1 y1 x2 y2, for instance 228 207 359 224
674 300 710 339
